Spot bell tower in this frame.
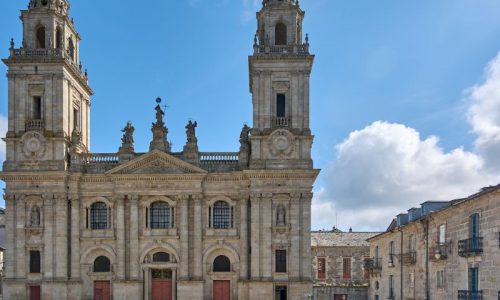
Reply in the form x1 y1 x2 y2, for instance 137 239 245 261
249 0 314 170
2 0 92 171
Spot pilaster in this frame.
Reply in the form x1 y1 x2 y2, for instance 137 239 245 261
239 193 249 280
179 194 189 279
54 193 68 278
42 194 54 278
192 194 203 279
69 195 80 279
115 194 126 279
289 192 301 279
250 193 261 279
261 193 273 278
300 192 313 280
4 194 16 278
128 195 140 279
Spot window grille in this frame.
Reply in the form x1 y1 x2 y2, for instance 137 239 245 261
213 201 231 229
93 256 111 273
343 257 351 279
150 202 170 229
317 258 326 279
90 202 108 230
213 255 231 272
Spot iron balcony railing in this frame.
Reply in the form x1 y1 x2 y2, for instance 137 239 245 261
458 237 483 257
458 290 482 300
431 242 451 260
364 258 382 274
401 251 417 265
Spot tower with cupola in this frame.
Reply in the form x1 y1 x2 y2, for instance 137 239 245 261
249 0 314 170
3 0 92 172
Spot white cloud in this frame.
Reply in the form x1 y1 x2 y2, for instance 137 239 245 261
314 53 500 232
0 114 7 161
467 53 500 171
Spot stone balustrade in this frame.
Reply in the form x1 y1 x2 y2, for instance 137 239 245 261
25 119 44 131
253 44 310 56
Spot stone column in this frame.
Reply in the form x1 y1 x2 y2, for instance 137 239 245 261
250 193 261 279
289 193 301 280
263 71 272 128
70 195 80 278
4 194 15 278
301 192 313 280
192 194 203 279
291 71 300 129
239 193 249 280
54 194 68 278
43 194 54 278
261 193 273 279
179 195 189 279
303 72 311 129
115 195 126 279
128 195 140 279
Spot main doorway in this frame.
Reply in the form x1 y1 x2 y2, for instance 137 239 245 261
213 280 230 300
93 281 110 300
151 269 173 300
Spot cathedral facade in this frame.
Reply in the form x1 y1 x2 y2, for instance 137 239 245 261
1 0 318 299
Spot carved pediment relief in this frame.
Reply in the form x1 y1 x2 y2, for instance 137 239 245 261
106 150 207 175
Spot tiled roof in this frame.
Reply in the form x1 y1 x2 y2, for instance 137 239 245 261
311 232 381 247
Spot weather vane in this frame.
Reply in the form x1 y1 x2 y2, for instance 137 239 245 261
156 96 169 111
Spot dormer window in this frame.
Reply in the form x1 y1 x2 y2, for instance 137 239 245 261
36 26 46 48
275 23 287 45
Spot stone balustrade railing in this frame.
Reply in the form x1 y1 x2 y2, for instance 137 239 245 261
80 153 119 164
253 44 310 56
200 152 239 162
25 119 44 131
272 117 290 128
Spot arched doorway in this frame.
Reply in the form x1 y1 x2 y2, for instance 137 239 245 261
212 255 231 300
142 250 177 300
151 269 172 300
93 256 111 300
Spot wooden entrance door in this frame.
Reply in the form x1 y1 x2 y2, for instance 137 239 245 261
151 269 173 300
30 286 41 300
213 280 230 300
94 281 111 300
334 295 348 300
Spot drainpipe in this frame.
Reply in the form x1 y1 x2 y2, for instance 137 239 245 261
422 219 430 300
400 229 404 300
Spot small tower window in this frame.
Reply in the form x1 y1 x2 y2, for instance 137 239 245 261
73 108 80 131
36 26 46 49
275 23 287 45
68 38 75 62
276 94 286 118
275 249 287 273
152 252 170 262
41 0 48 6
33 96 42 120
56 28 62 49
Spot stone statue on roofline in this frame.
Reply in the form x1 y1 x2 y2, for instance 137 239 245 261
149 97 171 152
183 120 199 165
186 120 198 144
118 121 135 162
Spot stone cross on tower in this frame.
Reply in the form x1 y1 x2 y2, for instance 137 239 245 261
149 97 171 152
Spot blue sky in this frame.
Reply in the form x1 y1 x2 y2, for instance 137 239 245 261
2 0 500 231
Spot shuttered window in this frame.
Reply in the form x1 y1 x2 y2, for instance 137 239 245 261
343 257 351 279
317 258 326 279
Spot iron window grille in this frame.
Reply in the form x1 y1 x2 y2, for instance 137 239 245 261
213 201 232 229
90 202 108 230
150 202 170 229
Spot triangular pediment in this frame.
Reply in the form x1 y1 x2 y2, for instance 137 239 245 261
105 150 207 175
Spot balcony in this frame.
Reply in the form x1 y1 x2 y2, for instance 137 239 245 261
364 258 382 275
401 251 417 265
253 44 310 56
272 117 291 128
25 119 44 131
431 242 451 260
458 237 483 257
458 290 482 300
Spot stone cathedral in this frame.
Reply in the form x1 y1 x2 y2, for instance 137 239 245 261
1 0 318 299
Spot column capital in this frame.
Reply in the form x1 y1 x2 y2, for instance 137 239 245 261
301 192 313 200
178 194 190 201
250 192 261 200
190 194 204 201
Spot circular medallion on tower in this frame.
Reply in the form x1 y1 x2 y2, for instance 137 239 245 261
21 132 46 159
269 129 295 157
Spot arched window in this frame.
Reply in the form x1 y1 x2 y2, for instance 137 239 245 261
275 23 287 45
93 256 111 272
56 28 62 49
150 202 170 229
90 202 108 230
68 38 75 62
152 252 170 262
36 26 46 49
213 255 230 272
276 204 286 226
30 205 41 227
212 201 232 229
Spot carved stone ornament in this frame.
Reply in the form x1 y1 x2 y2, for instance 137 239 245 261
268 129 294 157
21 131 46 159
